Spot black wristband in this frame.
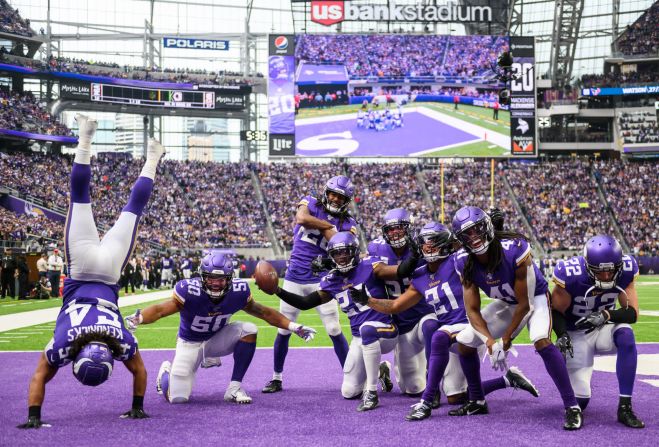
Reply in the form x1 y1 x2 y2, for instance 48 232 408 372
551 309 568 337
607 307 637 324
28 405 41 419
132 395 144 410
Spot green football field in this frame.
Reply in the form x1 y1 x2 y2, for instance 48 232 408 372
1 276 657 351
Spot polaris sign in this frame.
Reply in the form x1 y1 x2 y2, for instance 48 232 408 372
163 37 229 51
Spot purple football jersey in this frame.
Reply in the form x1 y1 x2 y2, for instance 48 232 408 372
46 284 136 368
454 238 548 305
162 257 174 269
286 195 358 284
553 255 639 331
368 237 434 334
410 253 467 326
320 257 393 337
174 278 251 342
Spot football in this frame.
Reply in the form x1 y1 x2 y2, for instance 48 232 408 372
254 260 279 295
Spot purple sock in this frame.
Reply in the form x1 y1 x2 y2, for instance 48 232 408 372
613 327 637 396
459 349 485 401
537 343 578 408
122 177 154 216
421 331 451 402
231 340 256 382
421 318 441 364
329 333 349 367
70 163 91 203
161 370 170 402
273 333 291 374
483 377 507 395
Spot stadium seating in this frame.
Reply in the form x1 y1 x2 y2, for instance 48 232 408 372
0 0 33 37
0 91 72 136
618 110 659 144
615 1 659 56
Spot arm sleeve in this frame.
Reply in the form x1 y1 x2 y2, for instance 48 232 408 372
552 309 568 337
276 288 323 311
607 307 637 324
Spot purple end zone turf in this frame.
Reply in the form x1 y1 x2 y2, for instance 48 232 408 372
3 345 658 447
295 111 478 157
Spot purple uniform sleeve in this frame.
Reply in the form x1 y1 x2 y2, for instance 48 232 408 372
618 255 639 290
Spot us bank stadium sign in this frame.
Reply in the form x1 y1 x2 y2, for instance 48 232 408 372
310 0 493 26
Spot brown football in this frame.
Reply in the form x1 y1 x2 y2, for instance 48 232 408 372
254 261 279 295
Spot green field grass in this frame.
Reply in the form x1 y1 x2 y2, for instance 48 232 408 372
1 276 657 351
419 140 510 158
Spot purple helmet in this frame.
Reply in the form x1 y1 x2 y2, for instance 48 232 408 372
327 232 360 273
381 208 411 249
322 175 354 215
199 251 234 302
72 341 114 387
583 235 623 290
417 221 457 262
452 206 494 255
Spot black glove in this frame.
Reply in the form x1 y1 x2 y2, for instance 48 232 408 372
17 416 50 429
488 207 504 231
348 287 369 306
311 255 334 276
555 333 574 359
575 310 608 334
120 408 150 419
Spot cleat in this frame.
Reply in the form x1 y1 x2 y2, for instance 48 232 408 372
564 407 583 430
147 138 166 160
618 404 645 428
379 361 393 393
224 387 252 404
431 390 441 409
357 390 379 412
156 360 171 395
262 379 283 393
74 113 98 139
448 400 489 416
405 400 432 421
506 366 539 398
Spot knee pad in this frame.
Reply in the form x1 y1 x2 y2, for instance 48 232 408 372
241 321 258 337
324 321 342 337
431 330 451 352
613 327 635 350
421 318 440 341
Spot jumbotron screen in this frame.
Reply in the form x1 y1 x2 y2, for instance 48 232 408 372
268 34 537 157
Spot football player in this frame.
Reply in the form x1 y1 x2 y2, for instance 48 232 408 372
551 235 644 428
450 206 582 430
125 251 316 405
262 176 355 394
358 222 538 421
265 232 398 412
18 114 163 429
161 253 174 288
367 209 438 398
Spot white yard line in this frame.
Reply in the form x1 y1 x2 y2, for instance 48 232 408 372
0 290 173 333
415 107 510 149
640 310 659 317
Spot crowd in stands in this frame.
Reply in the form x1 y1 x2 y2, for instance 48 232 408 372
0 0 33 37
616 1 659 56
580 70 659 88
506 159 617 252
0 207 62 251
1 152 656 257
595 160 657 255
296 35 507 80
348 163 432 241
618 110 659 144
0 90 72 136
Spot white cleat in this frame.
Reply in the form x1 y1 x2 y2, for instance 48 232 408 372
156 360 171 395
147 138 166 160
224 386 252 404
74 113 98 141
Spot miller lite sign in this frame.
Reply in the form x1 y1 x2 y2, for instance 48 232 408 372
269 135 295 156
311 1 345 26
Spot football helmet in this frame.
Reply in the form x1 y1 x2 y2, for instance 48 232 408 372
416 221 457 262
381 208 411 249
199 251 234 302
583 235 623 290
327 232 360 273
321 175 354 215
72 341 114 387
452 206 494 255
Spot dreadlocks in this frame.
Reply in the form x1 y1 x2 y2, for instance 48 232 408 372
462 230 529 287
